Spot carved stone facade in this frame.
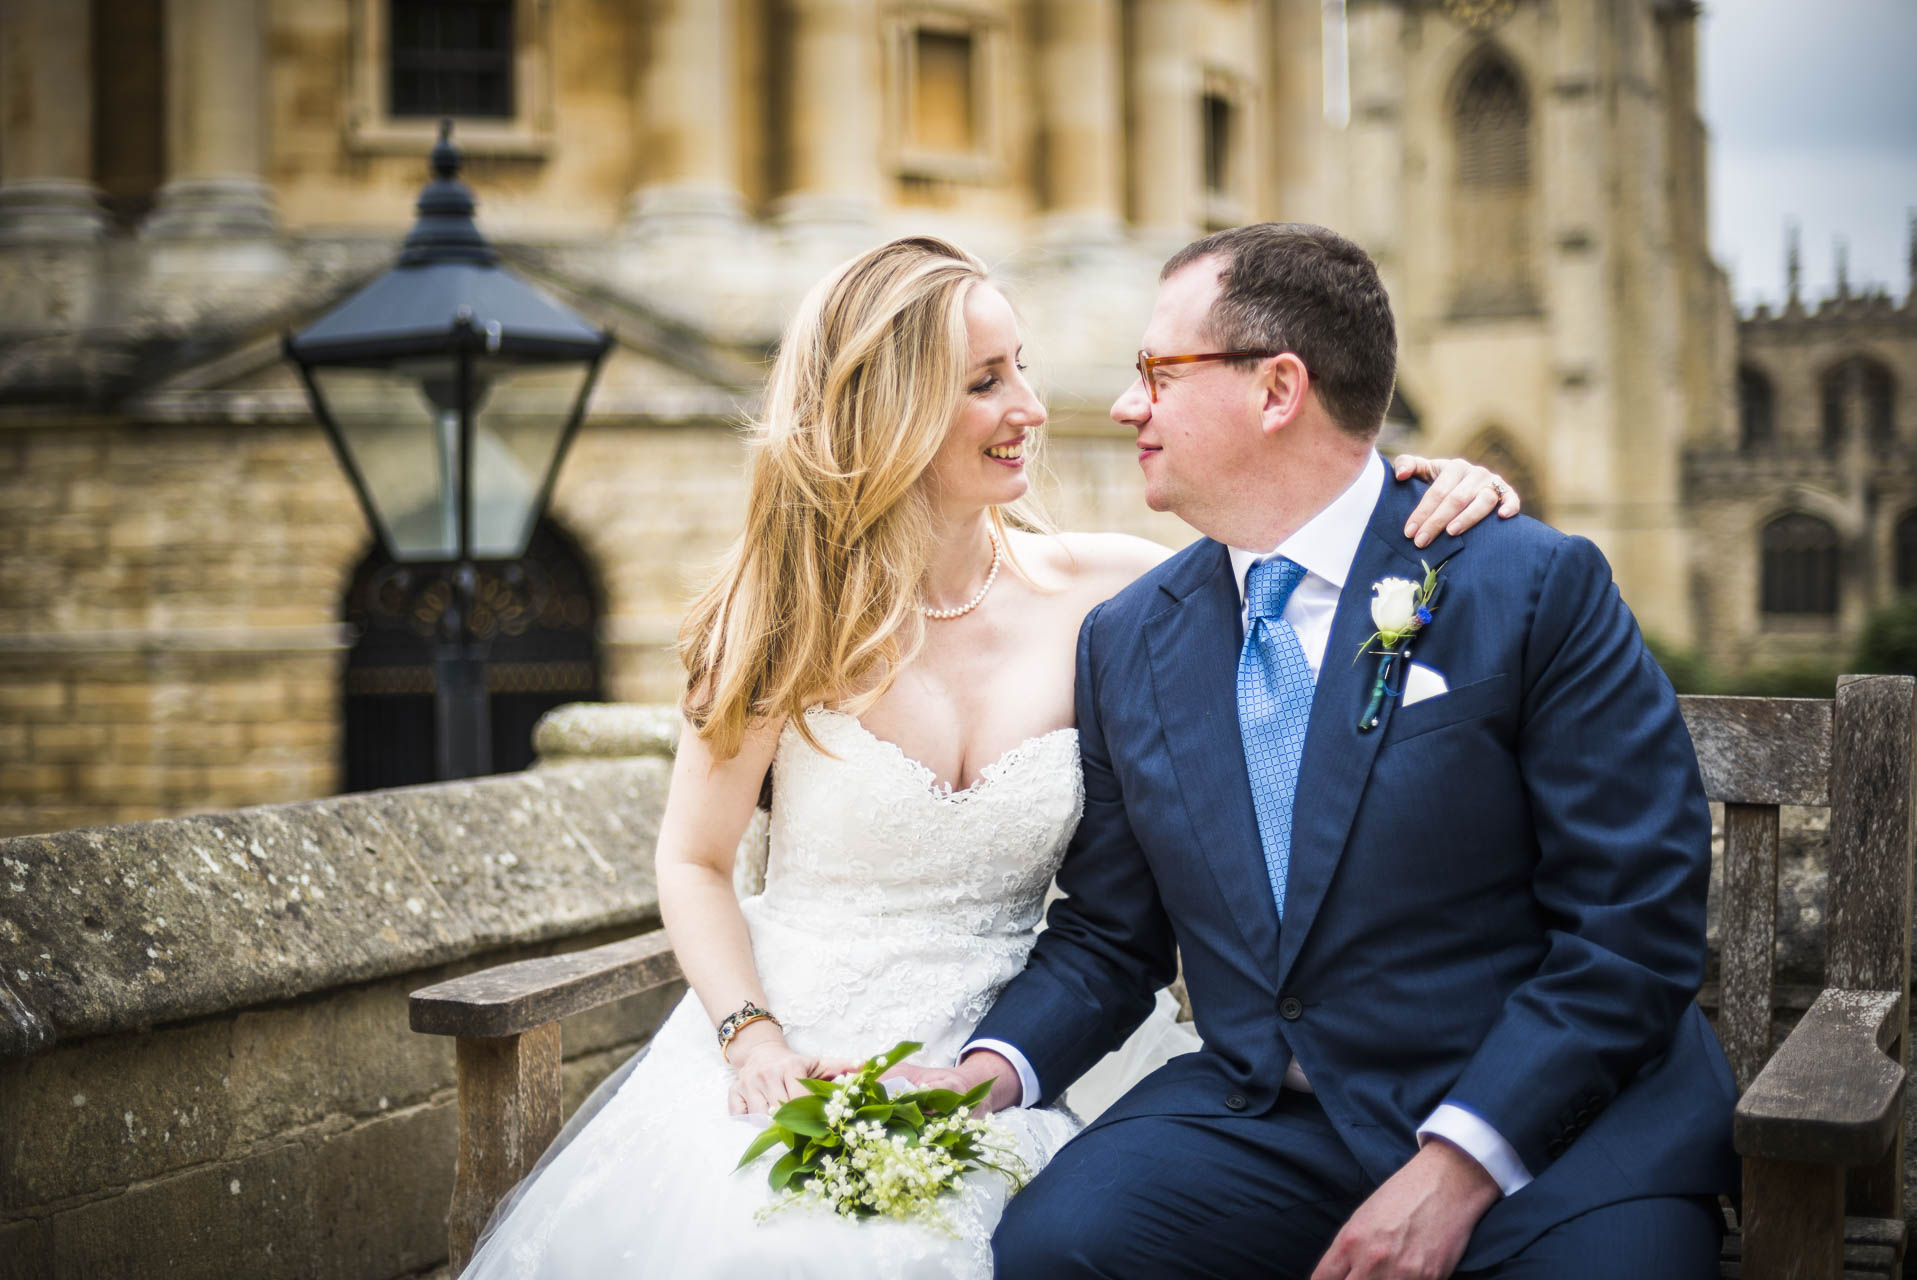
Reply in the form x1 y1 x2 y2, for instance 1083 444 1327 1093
1 0 1736 836
1341 0 1728 648
1685 246 1917 671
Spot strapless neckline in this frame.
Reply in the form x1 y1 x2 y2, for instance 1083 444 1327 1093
805 706 1077 801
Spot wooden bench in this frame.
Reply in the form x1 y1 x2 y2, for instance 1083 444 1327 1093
412 675 1917 1278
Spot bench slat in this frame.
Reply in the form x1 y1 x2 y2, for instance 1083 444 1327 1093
1680 695 1833 806
1721 803 1781 1091
411 930 684 1039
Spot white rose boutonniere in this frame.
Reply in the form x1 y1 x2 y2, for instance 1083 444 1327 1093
1355 559 1448 731
1368 577 1424 645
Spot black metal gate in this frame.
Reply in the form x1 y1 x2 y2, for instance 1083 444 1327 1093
340 519 605 792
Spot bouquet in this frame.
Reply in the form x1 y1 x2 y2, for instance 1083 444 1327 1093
735 1040 1030 1227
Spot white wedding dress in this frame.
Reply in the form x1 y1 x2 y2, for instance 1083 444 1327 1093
459 706 1198 1278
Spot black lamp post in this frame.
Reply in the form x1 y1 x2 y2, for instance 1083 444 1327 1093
286 121 612 781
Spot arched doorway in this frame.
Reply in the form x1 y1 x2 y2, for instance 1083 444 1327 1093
340 519 606 792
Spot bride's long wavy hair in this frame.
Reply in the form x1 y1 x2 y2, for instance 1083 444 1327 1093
680 236 1051 760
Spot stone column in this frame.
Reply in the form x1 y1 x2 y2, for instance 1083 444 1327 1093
0 0 109 243
1127 0 1201 248
774 0 882 236
1037 0 1124 248
626 0 745 239
144 0 277 240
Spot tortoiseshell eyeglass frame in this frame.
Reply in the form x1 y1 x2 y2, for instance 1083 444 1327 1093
1134 349 1283 402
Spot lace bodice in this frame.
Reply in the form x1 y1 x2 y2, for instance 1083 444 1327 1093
745 707 1083 1063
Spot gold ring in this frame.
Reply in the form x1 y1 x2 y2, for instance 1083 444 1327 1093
1489 480 1509 501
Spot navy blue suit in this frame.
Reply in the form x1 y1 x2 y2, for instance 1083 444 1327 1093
978 473 1737 1276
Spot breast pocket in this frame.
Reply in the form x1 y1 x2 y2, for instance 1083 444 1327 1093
1382 672 1507 747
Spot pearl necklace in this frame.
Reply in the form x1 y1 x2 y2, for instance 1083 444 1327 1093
920 534 1003 620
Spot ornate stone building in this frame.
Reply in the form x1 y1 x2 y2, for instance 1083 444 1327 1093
0 0 1724 836
1685 228 1917 671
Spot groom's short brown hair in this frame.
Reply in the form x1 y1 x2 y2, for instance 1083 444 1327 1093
1161 223 1398 440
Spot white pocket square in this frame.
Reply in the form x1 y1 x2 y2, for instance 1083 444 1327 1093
1401 661 1449 707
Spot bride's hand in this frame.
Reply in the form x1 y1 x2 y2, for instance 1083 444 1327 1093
1391 454 1521 548
726 1039 861 1117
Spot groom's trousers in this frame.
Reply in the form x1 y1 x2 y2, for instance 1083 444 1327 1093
991 1090 1721 1279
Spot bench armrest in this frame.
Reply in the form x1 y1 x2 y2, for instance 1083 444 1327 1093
409 929 684 1039
1734 987 1906 1166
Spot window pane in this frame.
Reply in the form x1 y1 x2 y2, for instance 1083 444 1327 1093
390 0 515 119
1203 93 1233 196
913 29 975 152
1761 514 1839 616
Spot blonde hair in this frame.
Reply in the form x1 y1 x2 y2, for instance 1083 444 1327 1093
680 236 1050 760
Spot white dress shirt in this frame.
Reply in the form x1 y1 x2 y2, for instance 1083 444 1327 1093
968 454 1531 1196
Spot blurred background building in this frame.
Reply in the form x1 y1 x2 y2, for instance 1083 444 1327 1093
0 0 1908 837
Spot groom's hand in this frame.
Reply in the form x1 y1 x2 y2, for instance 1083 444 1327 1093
1310 1139 1500 1280
879 1049 1022 1114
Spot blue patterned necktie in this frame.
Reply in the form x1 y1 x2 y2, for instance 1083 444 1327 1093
1238 556 1313 919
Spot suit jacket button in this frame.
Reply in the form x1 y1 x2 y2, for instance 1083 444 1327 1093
1279 996 1304 1021
1226 1093 1248 1111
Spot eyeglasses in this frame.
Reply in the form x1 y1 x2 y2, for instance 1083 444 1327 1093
1133 350 1281 402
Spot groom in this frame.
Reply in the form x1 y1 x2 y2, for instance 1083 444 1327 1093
943 224 1737 1276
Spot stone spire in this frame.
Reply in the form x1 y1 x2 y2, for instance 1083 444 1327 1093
1785 221 1801 305
1835 235 1850 299
1908 208 1915 298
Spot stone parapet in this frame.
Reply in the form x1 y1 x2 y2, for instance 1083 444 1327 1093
0 757 671 1059
0 754 686 1278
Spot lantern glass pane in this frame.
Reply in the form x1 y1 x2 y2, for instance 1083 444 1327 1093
468 359 595 559
310 363 461 560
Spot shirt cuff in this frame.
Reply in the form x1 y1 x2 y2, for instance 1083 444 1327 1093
959 1038 1040 1108
1416 1102 1533 1196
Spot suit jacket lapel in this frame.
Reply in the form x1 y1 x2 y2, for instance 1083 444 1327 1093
1144 541 1281 974
1275 479 1466 990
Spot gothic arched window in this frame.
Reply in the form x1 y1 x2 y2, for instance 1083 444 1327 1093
1760 513 1840 617
1897 511 1917 592
1821 356 1898 453
1738 366 1775 452
1450 47 1536 316
340 518 604 792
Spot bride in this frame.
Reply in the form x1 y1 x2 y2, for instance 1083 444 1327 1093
458 237 1517 1278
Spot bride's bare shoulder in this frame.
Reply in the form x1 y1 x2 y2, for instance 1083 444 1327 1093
1011 529 1173 599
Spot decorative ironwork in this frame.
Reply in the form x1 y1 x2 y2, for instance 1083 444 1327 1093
1439 0 1519 33
341 520 604 791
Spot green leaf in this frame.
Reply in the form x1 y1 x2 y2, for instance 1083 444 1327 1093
798 1076 838 1098
773 1094 831 1137
917 1089 963 1114
891 1100 924 1128
769 1148 804 1190
854 1103 895 1122
875 1040 923 1067
736 1124 788 1169
957 1079 994 1109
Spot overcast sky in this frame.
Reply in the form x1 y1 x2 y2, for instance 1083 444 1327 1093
1701 0 1917 309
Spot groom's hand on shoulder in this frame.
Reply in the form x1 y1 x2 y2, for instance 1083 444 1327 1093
1310 1139 1500 1280
879 1049 1022 1114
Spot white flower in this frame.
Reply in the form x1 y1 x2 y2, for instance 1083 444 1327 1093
1370 577 1421 634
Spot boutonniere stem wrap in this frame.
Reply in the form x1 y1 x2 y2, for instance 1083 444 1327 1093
1355 560 1445 731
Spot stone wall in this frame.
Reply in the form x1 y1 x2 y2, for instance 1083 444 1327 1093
0 727 690 1280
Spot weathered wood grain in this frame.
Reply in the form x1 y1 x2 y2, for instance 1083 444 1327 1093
1680 695 1833 806
1722 802 1782 1091
411 929 683 1038
1736 988 1904 1166
1742 1157 1846 1280
1826 676 1916 1222
450 1023 562 1276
